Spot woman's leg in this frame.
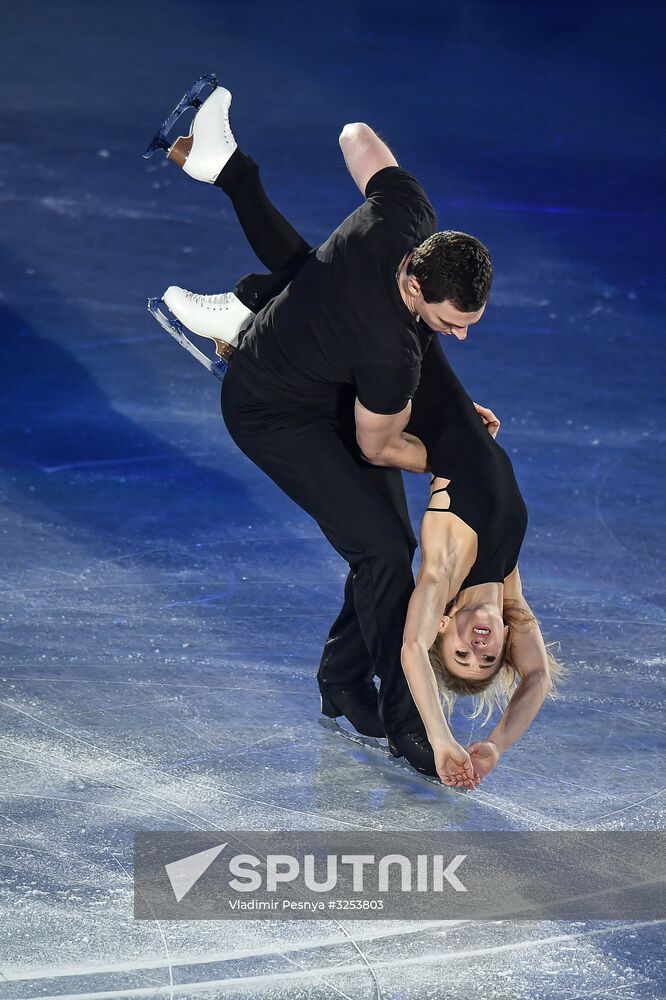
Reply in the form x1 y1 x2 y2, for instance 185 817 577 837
164 147 310 336
215 149 312 272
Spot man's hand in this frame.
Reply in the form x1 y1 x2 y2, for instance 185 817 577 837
473 402 500 439
433 739 480 791
466 740 501 779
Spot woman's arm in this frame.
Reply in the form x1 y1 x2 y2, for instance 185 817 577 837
401 517 479 787
486 617 552 755
468 567 553 770
401 564 455 748
401 571 477 788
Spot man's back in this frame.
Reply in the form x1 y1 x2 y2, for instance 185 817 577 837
235 167 437 413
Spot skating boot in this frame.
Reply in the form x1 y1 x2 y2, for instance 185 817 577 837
320 677 385 738
388 727 439 777
147 288 254 379
143 74 237 183
162 287 254 353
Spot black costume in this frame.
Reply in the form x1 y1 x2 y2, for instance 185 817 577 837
406 336 528 589
217 150 436 737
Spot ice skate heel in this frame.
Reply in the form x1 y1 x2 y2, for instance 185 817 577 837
319 689 340 718
319 682 385 739
143 73 219 159
167 135 193 168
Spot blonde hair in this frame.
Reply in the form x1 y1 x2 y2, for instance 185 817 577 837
427 598 566 726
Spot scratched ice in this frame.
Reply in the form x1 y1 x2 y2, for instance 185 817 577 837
0 1 664 998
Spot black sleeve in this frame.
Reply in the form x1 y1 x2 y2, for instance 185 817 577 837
353 359 421 415
364 167 437 228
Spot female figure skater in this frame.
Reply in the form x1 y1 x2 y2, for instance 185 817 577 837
149 82 563 790
398 340 563 789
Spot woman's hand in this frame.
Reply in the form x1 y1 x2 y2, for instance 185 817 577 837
466 740 501 779
433 739 480 790
473 402 500 439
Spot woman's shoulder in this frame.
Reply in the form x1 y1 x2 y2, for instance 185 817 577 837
502 567 535 621
502 564 523 598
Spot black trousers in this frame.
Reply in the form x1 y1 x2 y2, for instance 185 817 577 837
217 150 422 735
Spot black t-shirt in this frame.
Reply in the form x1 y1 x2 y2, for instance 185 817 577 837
234 167 437 412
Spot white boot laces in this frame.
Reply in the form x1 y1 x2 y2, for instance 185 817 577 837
183 290 234 311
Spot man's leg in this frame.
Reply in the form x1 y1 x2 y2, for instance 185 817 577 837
317 462 417 690
317 400 417 690
221 370 422 736
317 569 366 687
317 463 416 691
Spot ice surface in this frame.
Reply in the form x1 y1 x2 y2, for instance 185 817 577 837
0 1 664 997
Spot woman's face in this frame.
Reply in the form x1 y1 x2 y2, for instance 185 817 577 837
439 607 508 679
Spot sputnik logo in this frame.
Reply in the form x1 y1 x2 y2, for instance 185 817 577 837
164 844 469 900
165 842 228 902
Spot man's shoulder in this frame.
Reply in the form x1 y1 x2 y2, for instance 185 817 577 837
319 168 435 262
364 166 436 220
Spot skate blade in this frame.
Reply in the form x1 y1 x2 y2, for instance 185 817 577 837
318 716 384 749
143 73 219 158
147 297 227 380
317 717 467 792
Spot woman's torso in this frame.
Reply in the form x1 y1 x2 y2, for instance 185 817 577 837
406 336 528 589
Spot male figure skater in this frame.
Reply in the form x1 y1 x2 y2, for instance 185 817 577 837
147 82 493 775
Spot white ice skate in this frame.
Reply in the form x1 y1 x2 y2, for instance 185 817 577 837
164 287 253 348
147 288 255 380
143 74 237 183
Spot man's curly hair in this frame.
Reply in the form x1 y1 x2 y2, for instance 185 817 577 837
408 230 493 311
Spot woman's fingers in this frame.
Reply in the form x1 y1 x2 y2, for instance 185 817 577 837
473 403 501 439
438 745 483 789
440 770 479 791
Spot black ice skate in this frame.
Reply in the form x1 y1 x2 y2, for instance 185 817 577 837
388 727 439 776
320 678 385 738
143 73 219 159
147 297 229 380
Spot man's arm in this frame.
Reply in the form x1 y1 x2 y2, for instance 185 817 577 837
354 398 428 474
339 123 398 196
